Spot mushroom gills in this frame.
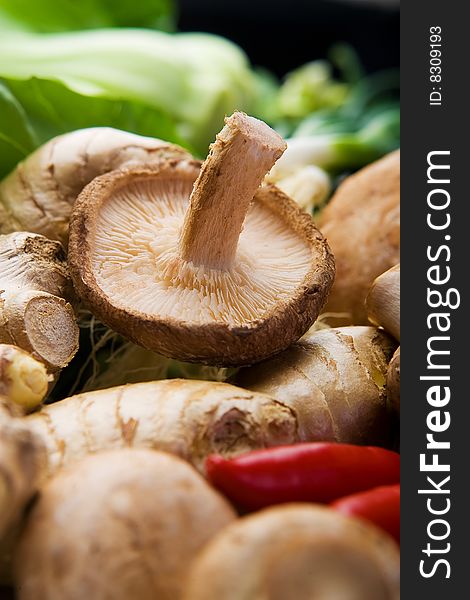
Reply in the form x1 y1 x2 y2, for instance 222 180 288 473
93 176 312 326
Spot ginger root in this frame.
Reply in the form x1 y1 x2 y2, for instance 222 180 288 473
0 380 294 584
387 346 400 415
0 128 190 246
24 379 303 477
0 417 46 540
235 326 397 446
14 449 235 600
0 232 79 372
366 266 400 416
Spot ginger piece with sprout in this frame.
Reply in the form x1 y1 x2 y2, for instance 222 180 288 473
0 232 79 372
0 127 191 246
69 112 335 366
183 504 400 600
0 345 49 414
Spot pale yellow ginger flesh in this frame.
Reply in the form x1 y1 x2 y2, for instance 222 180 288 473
93 177 311 326
0 345 48 412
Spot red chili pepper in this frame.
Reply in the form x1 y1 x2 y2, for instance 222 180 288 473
331 484 400 544
205 443 400 511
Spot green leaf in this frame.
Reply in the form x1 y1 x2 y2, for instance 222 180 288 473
0 0 175 33
0 30 258 156
0 80 37 177
277 61 350 120
5 77 187 149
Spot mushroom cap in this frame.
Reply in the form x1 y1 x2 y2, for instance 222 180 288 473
68 161 334 366
0 127 191 246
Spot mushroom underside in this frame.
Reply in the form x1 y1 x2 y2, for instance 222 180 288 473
92 176 313 327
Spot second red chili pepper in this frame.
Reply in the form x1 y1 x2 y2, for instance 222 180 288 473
331 484 400 544
205 442 400 511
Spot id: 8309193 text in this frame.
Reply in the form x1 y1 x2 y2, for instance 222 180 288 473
429 26 442 107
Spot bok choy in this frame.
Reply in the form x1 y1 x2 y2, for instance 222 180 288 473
0 28 260 173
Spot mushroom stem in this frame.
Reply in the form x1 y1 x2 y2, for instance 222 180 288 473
179 112 287 270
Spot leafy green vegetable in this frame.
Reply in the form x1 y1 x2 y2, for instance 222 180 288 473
5 77 186 152
267 49 399 177
0 0 175 33
272 105 399 178
0 26 398 184
0 81 37 176
340 69 400 118
0 29 259 164
277 61 349 118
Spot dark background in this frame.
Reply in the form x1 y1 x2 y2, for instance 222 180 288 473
178 0 400 76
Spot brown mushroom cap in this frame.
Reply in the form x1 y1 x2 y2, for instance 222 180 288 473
183 504 400 600
69 114 334 366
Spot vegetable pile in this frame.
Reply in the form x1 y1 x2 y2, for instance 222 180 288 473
0 3 400 599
